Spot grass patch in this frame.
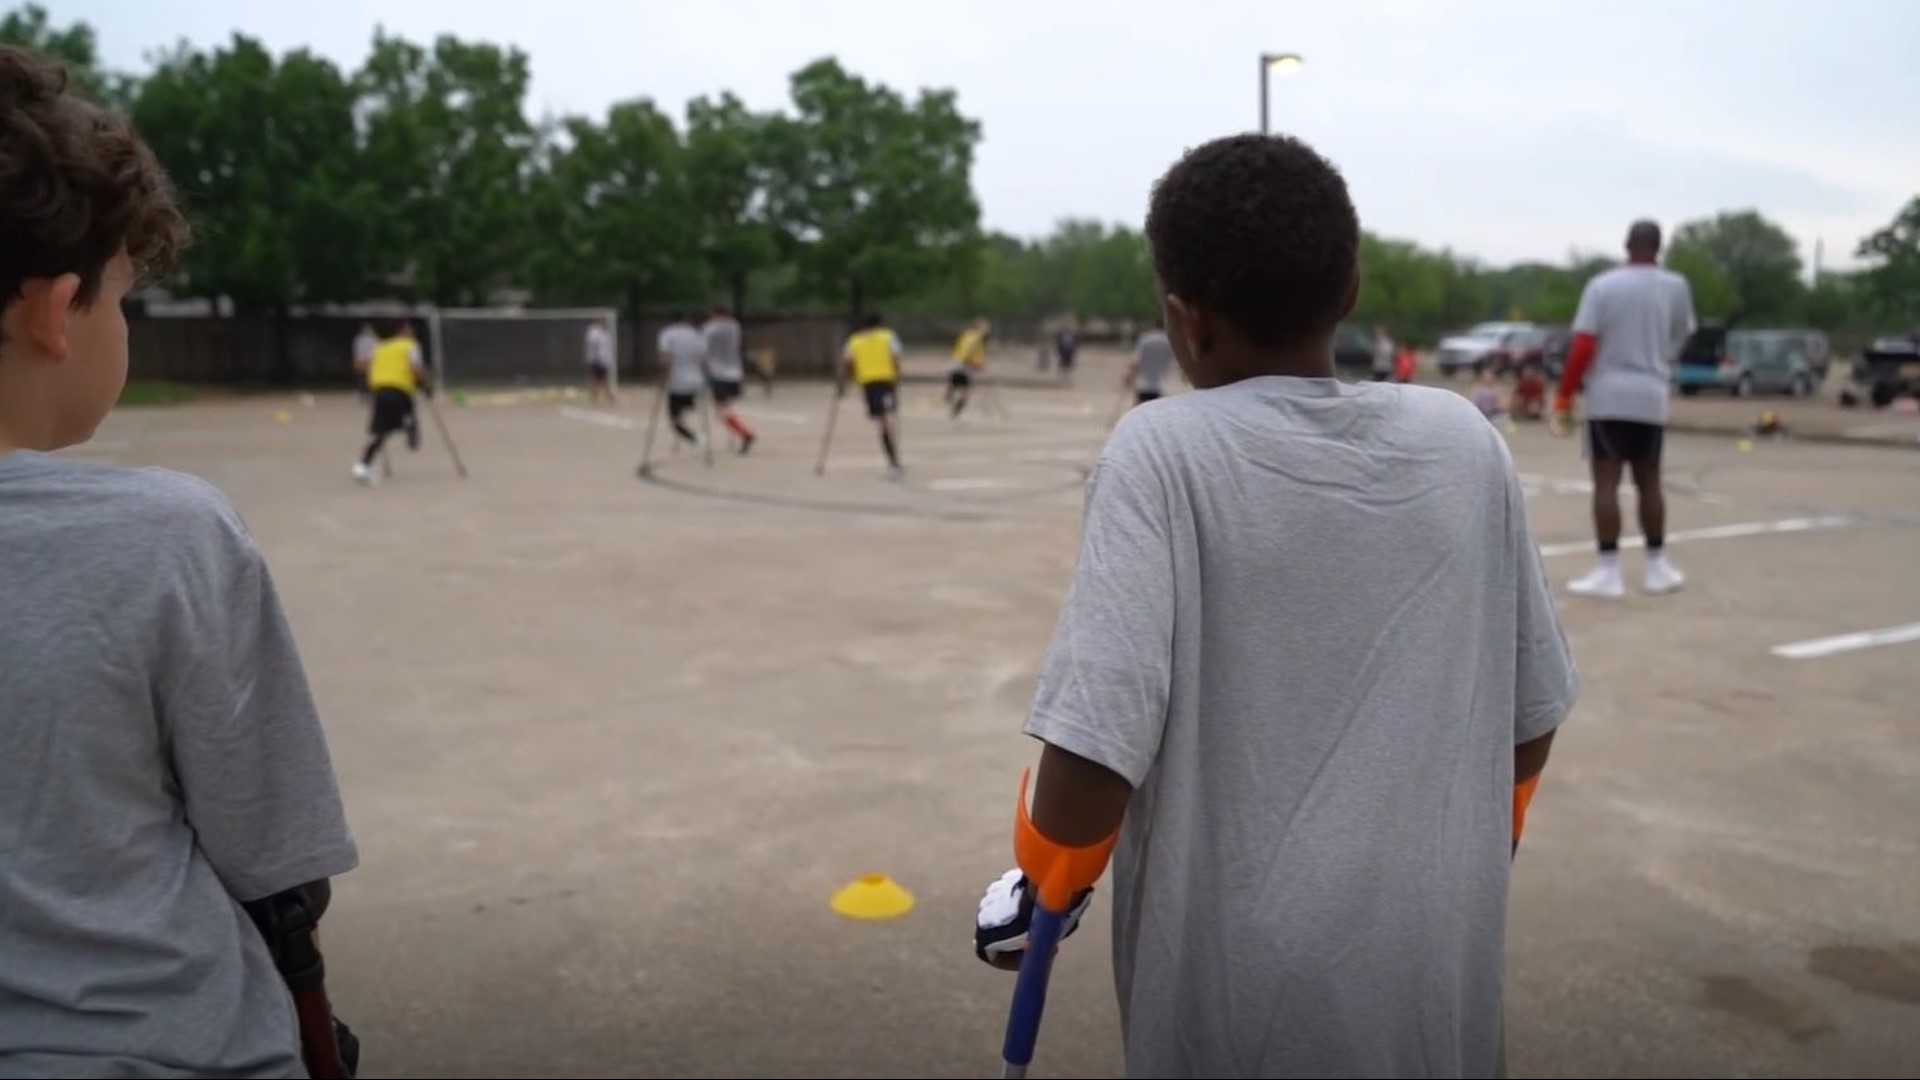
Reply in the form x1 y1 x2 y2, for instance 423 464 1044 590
117 380 197 406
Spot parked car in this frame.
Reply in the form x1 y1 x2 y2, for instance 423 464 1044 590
1850 333 1920 406
1674 328 1819 397
1534 326 1572 379
1490 325 1565 376
1780 329 1832 381
1435 321 1534 377
1332 324 1378 379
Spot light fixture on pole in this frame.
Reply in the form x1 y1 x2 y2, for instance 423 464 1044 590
1259 52 1304 134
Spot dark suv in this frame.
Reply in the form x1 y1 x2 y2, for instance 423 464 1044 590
1675 327 1820 398
1852 333 1920 406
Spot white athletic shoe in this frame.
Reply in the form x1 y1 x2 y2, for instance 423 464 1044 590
887 463 905 482
351 461 376 487
1644 557 1686 596
1568 563 1625 600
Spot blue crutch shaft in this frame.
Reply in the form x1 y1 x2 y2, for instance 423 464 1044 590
999 902 1070 1078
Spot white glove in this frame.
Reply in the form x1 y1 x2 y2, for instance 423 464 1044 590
974 868 1094 965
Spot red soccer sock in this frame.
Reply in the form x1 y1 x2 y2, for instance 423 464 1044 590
723 412 753 440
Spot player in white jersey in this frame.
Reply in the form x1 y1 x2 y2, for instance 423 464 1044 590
351 323 376 403
1124 321 1177 406
658 314 708 448
702 306 755 454
584 317 616 405
1553 219 1697 599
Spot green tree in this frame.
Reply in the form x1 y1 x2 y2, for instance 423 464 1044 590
1667 210 1805 324
0 3 109 101
684 93 780 314
529 100 701 328
762 58 982 316
1664 246 1738 322
131 37 373 311
356 30 537 305
1855 195 1920 327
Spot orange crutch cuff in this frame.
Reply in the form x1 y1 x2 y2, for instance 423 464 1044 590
1012 767 1120 912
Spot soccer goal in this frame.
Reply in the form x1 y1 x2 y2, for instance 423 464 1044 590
426 306 621 396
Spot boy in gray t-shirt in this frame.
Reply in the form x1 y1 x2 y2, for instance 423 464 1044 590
974 134 1576 1077
0 47 358 1079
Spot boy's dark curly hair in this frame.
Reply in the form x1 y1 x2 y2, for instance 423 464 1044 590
1146 134 1358 349
0 44 185 309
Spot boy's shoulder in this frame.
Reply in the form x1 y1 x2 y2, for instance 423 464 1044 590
23 456 253 552
1105 380 1506 478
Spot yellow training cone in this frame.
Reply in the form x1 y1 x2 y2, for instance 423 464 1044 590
1737 438 1754 452
830 873 915 920
274 410 292 424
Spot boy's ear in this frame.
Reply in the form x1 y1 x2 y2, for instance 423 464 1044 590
11 274 82 362
1164 293 1209 357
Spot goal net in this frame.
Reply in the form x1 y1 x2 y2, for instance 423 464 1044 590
427 307 621 396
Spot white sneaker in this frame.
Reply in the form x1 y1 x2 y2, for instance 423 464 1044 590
351 462 376 486
1644 558 1686 595
1568 563 1625 599
887 463 906 482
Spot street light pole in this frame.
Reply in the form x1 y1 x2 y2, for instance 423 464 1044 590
1258 52 1304 134
1259 54 1269 135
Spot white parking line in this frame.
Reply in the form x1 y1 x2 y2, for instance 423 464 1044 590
1844 421 1919 439
734 407 809 425
558 406 637 430
927 477 1024 491
1537 515 1854 559
1772 622 1920 660
1011 403 1097 417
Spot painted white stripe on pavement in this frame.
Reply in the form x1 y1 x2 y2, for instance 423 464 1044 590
733 407 809 424
1537 515 1854 559
928 477 1024 491
1772 622 1920 660
558 406 637 430
1010 403 1097 417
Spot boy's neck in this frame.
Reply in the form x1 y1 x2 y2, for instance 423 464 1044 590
1217 345 1337 385
0 369 57 454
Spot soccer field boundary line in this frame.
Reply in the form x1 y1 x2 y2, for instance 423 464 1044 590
1536 515 1858 559
1771 621 1920 660
637 457 1091 521
558 406 638 430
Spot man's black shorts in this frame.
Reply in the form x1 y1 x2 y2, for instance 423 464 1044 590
862 381 897 419
1587 419 1664 464
948 369 972 389
369 388 414 436
587 360 610 383
710 378 743 405
668 392 697 417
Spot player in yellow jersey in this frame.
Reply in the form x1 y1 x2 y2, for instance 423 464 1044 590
840 312 905 478
946 316 990 420
351 322 427 486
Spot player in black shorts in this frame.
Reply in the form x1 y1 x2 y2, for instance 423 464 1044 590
842 313 905 478
1553 219 1697 599
1054 324 1079 387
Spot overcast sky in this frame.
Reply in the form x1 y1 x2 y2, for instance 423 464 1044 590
64 0 1920 270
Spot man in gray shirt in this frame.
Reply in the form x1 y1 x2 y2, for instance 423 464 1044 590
974 134 1576 1078
1554 219 1697 600
1125 322 1177 405
1 51 357 1077
702 306 756 454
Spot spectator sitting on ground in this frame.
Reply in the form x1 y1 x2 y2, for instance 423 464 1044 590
1512 363 1547 420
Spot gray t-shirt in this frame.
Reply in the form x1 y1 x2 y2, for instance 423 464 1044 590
1572 263 1696 424
1133 331 1176 392
0 451 358 1080
658 324 709 394
1024 377 1577 1078
703 317 745 383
